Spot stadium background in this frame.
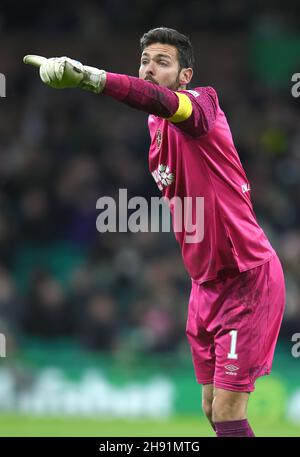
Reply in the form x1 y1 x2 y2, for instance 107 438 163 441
0 0 300 436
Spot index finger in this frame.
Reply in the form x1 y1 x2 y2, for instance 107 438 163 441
23 55 47 68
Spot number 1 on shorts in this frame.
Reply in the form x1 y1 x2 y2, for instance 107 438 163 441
228 329 238 360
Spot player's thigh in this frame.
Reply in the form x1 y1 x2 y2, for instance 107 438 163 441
186 282 215 384
213 259 284 392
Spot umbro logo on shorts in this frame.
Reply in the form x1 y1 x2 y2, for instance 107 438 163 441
225 364 239 375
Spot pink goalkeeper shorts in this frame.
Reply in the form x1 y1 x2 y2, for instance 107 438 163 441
186 254 285 392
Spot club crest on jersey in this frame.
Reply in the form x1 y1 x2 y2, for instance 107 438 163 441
152 164 175 190
156 128 162 149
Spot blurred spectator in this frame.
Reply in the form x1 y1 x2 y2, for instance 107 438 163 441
0 266 21 335
22 269 74 338
77 290 120 351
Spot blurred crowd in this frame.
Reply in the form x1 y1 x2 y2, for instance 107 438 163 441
0 1 299 355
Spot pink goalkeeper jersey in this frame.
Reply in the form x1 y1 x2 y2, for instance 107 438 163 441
148 87 275 284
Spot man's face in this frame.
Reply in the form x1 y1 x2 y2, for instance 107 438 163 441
139 43 183 90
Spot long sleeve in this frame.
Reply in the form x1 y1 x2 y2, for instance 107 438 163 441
103 72 179 118
103 72 218 137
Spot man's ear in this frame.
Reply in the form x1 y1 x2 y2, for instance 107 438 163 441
179 67 193 86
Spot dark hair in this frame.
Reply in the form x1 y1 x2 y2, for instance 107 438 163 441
140 27 194 69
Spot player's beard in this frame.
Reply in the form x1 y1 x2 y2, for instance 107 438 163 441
168 73 180 90
145 76 158 84
145 71 181 91
166 71 181 91
159 71 181 91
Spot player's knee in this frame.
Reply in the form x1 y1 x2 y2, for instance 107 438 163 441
212 395 246 422
202 398 213 422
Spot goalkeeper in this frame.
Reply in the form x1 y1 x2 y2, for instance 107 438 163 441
24 27 285 438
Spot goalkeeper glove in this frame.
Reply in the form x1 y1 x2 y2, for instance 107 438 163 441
23 55 106 94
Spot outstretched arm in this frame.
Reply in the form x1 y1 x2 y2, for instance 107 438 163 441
103 73 217 136
24 55 217 136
